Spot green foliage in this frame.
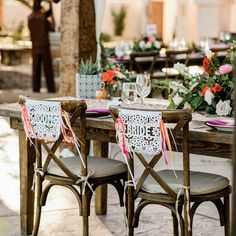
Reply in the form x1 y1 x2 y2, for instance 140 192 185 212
111 6 127 36
100 32 112 43
78 58 100 75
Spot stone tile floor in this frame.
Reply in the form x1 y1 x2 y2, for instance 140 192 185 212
0 116 232 236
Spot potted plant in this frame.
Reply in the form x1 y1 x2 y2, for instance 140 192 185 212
76 58 101 99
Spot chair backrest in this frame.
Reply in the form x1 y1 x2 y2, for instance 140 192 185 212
111 106 192 199
165 48 192 67
19 96 88 180
129 51 159 77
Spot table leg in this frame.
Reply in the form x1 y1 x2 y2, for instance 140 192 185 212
19 130 36 235
93 140 108 215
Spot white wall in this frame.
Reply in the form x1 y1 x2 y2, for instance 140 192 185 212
3 0 30 30
102 0 144 40
102 0 179 42
2 0 236 43
163 0 178 43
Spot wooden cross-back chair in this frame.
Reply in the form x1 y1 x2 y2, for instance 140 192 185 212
129 50 159 78
19 97 127 236
111 106 231 236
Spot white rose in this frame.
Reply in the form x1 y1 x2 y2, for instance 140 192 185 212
216 100 232 116
173 62 188 75
183 102 191 109
173 93 183 106
139 41 145 50
204 89 214 105
154 41 161 49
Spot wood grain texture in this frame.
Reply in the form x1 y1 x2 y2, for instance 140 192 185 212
0 102 232 158
19 130 35 235
60 0 96 96
93 140 108 215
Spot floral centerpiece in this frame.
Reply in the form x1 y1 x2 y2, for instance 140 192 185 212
101 63 133 98
132 35 163 52
164 42 236 116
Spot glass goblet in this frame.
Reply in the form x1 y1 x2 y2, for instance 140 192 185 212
121 83 138 105
136 73 152 104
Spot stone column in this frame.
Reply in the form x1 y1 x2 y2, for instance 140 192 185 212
60 0 96 96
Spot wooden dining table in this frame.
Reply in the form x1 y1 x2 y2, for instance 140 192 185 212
0 98 233 235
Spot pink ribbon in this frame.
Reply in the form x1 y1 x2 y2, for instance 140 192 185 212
115 117 129 158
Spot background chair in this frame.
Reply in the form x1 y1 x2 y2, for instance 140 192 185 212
19 97 127 236
152 48 193 98
129 50 159 78
111 107 230 236
129 50 163 98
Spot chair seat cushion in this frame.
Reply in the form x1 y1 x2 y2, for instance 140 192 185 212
142 170 229 195
47 156 127 179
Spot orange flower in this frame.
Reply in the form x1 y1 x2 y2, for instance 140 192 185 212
201 85 211 96
211 84 222 94
202 84 222 96
203 57 212 73
102 70 117 85
203 53 216 73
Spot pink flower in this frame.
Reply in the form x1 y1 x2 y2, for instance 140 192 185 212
219 64 232 74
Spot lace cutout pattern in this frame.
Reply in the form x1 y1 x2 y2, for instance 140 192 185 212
119 108 162 155
24 99 62 141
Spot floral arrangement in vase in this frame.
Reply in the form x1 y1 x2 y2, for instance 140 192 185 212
132 35 163 52
164 41 236 116
101 63 133 98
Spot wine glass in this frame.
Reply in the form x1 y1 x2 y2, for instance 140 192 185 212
136 73 152 104
121 83 138 105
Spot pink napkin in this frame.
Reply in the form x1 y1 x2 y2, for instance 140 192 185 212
86 108 110 117
206 119 234 126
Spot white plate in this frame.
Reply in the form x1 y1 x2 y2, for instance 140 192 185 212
205 121 235 132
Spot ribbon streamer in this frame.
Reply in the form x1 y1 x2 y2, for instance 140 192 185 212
115 117 136 189
21 104 37 145
76 170 95 195
61 110 86 168
31 167 44 191
175 185 191 234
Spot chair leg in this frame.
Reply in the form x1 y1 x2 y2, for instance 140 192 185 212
172 212 179 236
82 192 89 236
174 204 185 236
32 175 42 236
224 195 230 236
127 185 134 236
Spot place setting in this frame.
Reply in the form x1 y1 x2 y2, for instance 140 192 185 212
205 118 235 132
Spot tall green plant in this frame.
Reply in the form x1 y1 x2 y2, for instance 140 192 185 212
111 6 127 36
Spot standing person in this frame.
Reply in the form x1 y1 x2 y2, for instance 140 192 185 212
28 0 56 93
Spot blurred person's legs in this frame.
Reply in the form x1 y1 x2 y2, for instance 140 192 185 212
42 47 56 93
32 51 42 92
